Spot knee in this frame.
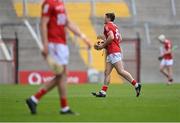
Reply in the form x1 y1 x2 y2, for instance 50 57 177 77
56 67 67 76
117 69 124 75
55 71 67 80
160 68 163 72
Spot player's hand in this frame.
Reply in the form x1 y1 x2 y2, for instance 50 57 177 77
85 39 92 49
158 56 163 61
94 44 100 50
97 35 102 39
94 39 104 50
81 34 92 49
97 35 105 40
42 43 48 58
94 44 104 50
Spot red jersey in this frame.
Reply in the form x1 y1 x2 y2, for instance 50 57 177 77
163 39 173 60
42 0 67 44
104 22 122 55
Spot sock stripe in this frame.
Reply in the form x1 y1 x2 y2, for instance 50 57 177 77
34 88 47 100
60 97 68 108
131 80 137 86
101 85 108 92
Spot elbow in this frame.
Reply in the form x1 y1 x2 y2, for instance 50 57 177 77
65 19 70 28
110 36 114 41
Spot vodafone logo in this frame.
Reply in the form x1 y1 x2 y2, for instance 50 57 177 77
19 71 87 85
67 76 79 84
28 72 42 85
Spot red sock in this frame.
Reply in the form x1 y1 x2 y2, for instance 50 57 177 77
60 97 68 108
101 85 108 92
34 88 47 100
131 80 137 86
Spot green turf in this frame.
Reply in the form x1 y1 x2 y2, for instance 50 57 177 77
0 83 180 122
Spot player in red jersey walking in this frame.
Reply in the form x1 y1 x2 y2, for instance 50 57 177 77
26 0 91 115
158 34 174 84
92 13 141 97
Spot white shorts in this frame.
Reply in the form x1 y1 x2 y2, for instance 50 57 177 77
106 52 122 64
48 43 69 65
160 59 173 66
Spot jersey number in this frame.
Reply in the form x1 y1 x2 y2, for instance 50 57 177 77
57 14 66 25
115 29 122 40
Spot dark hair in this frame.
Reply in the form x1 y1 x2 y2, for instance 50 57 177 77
105 13 115 22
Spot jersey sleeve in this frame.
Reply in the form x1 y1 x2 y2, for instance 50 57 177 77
41 1 53 17
104 24 113 36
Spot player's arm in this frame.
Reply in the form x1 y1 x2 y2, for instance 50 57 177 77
163 48 172 55
103 31 114 46
162 43 172 56
95 31 114 50
66 18 92 48
40 16 49 58
40 1 51 57
158 45 172 60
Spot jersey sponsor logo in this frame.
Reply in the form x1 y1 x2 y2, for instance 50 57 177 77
55 5 65 11
19 71 88 84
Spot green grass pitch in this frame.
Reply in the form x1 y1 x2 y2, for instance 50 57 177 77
0 83 180 122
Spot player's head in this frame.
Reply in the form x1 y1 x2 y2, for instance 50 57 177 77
158 34 166 43
105 13 115 24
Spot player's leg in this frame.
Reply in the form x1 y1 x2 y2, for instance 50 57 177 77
166 60 174 84
26 76 58 114
92 62 113 97
53 44 76 115
160 60 169 78
167 66 173 84
113 60 141 97
103 62 114 86
57 66 74 114
26 43 64 114
113 60 136 85
114 61 133 82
